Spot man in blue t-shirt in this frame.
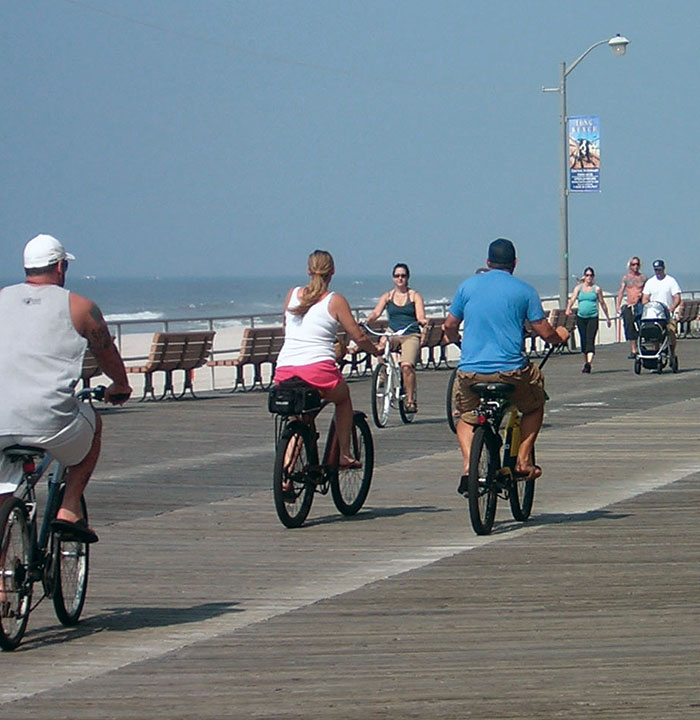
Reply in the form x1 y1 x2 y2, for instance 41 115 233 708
443 238 567 491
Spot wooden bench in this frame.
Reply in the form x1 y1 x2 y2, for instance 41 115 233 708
126 331 216 401
523 310 577 356
676 299 700 338
207 326 284 392
80 336 120 389
547 308 578 353
80 345 102 389
420 317 456 370
339 319 388 378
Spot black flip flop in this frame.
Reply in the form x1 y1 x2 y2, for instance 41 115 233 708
51 518 99 544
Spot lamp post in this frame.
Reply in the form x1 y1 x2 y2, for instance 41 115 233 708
544 34 630 308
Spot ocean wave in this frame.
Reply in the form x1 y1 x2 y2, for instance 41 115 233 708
104 311 165 322
426 296 452 306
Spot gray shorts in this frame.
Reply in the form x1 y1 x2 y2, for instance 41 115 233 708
0 403 96 494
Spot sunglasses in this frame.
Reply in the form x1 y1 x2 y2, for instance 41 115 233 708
630 262 640 266
584 273 594 277
393 273 407 278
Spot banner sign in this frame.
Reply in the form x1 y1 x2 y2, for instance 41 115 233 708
568 114 600 192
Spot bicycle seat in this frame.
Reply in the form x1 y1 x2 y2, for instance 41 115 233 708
2 445 46 461
471 382 515 400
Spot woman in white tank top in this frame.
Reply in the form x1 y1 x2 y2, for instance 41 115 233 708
275 250 378 468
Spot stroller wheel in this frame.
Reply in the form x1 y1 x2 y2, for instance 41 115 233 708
634 358 641 375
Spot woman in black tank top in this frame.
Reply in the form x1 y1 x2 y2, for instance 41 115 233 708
365 263 427 412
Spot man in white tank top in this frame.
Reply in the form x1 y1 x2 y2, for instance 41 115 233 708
0 235 132 544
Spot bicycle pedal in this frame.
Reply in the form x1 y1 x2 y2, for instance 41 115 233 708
306 466 324 482
457 475 469 496
1 600 16 619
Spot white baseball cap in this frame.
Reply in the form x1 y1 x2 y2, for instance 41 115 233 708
23 234 76 269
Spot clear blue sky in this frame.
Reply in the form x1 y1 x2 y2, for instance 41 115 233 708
1 0 697 279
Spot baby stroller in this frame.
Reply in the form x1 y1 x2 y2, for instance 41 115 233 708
634 301 679 374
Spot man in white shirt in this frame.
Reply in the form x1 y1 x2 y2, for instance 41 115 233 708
642 259 681 358
0 235 132 543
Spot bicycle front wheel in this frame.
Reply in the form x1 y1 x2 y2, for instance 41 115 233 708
273 422 316 528
52 489 90 626
398 385 417 425
446 368 459 434
467 427 499 535
508 449 536 522
0 498 32 651
331 413 374 515
371 363 392 428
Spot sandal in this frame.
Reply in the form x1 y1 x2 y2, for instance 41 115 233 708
513 464 542 482
281 481 297 503
404 401 418 413
339 457 362 470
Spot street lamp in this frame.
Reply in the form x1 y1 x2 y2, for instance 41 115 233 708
543 34 630 307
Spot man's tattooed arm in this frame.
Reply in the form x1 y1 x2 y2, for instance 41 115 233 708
87 303 113 351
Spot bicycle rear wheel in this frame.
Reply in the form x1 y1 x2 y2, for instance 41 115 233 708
446 368 458 434
371 364 392 428
331 414 374 515
466 427 499 535
273 421 316 528
0 498 32 651
52 488 90 626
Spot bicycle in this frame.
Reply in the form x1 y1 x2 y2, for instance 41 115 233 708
364 324 418 428
457 345 556 535
269 379 374 528
0 386 113 651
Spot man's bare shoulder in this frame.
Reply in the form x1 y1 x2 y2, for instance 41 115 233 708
69 292 106 334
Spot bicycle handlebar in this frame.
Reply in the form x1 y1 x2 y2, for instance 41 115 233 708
77 385 131 404
449 334 562 371
362 323 416 338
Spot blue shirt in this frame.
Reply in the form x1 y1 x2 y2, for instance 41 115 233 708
448 270 546 373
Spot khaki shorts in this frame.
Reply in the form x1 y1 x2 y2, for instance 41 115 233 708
668 318 677 344
0 403 97 493
455 363 545 425
390 334 421 367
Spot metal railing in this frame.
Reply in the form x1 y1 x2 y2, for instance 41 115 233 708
107 293 646 362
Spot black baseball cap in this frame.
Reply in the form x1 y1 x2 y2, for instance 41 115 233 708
652 259 665 269
488 238 516 265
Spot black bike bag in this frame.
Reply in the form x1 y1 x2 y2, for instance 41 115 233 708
268 378 322 416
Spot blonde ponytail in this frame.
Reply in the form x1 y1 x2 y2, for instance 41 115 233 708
291 250 335 316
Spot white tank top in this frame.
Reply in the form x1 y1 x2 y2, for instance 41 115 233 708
0 283 87 435
276 288 339 367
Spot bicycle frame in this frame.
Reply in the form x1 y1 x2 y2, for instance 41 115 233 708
5 451 65 588
22 455 64 570
471 394 514 488
273 402 341 490
471 342 556 482
364 324 418 427
373 326 410 380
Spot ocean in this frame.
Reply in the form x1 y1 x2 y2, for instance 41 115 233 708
2 272 698 332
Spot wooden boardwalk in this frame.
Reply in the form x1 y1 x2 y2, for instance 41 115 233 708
2 341 700 718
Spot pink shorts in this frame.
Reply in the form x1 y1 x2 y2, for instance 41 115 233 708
274 360 344 390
